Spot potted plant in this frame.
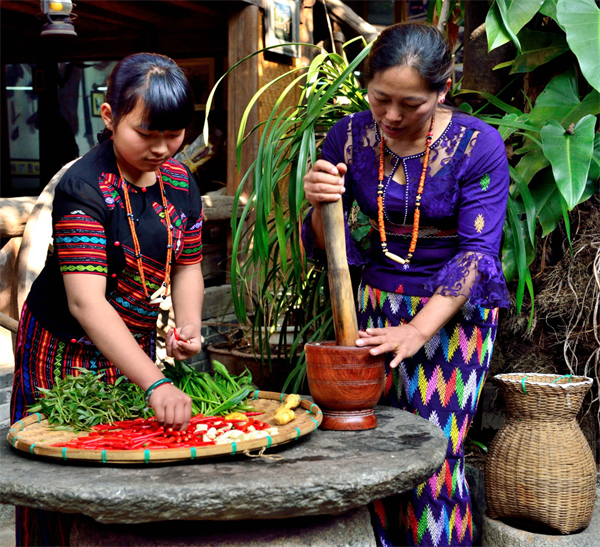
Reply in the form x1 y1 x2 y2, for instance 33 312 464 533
200 36 373 392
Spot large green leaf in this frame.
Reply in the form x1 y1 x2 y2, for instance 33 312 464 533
541 115 596 209
529 67 600 127
486 0 545 51
496 113 520 141
529 170 563 236
557 0 600 93
540 0 558 20
509 27 569 73
589 132 600 183
515 149 550 183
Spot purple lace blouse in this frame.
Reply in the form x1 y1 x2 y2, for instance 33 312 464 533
302 109 510 309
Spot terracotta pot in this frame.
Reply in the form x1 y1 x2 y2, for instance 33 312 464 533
305 341 386 430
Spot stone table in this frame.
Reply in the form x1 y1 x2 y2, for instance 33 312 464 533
0 406 447 545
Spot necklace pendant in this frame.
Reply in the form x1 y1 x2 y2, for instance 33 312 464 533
149 285 167 304
384 251 407 265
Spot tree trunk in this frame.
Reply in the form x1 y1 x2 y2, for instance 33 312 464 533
461 0 516 109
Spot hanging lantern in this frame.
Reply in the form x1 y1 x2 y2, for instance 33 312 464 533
39 0 77 37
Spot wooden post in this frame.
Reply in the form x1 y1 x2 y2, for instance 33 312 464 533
226 4 261 284
299 0 316 66
227 4 260 201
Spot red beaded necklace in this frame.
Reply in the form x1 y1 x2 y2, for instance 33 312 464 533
117 164 173 303
377 114 435 265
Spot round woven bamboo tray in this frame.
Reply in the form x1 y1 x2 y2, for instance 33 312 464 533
6 391 322 465
485 373 596 534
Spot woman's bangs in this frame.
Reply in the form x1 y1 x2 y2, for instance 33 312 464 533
141 82 194 131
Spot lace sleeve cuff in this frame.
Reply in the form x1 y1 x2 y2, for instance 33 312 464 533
424 251 510 309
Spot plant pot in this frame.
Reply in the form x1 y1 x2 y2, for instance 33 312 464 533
206 342 292 393
485 373 596 534
268 326 301 346
305 341 386 431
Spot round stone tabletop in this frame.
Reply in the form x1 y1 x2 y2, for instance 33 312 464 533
0 406 446 524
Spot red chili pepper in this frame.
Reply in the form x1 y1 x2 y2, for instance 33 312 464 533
173 328 191 343
75 436 106 446
151 437 176 445
92 424 119 431
107 443 130 450
243 412 265 416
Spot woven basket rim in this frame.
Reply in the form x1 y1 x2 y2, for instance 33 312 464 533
494 372 592 389
6 391 322 465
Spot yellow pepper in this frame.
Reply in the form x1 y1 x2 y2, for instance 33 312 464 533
224 412 249 421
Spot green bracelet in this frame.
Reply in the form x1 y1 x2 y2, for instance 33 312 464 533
144 378 174 406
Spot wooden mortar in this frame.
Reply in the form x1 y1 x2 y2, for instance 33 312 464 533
305 199 385 430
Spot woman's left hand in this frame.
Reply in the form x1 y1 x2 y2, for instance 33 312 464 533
166 324 201 360
356 325 427 368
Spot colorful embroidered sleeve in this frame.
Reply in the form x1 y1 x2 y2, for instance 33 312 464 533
52 173 110 278
55 214 108 277
424 125 510 308
177 168 203 265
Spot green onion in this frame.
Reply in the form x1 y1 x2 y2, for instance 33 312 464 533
162 359 255 416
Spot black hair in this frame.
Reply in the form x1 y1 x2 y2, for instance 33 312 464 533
364 22 453 92
98 52 195 143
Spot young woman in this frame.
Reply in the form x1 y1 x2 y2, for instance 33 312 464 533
303 23 510 547
10 52 204 546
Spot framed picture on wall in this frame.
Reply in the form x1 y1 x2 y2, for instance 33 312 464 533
176 58 215 111
265 0 301 58
91 92 104 117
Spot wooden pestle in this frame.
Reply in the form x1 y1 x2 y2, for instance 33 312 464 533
320 198 359 346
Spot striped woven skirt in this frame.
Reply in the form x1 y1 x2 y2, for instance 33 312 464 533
356 283 498 547
10 303 156 547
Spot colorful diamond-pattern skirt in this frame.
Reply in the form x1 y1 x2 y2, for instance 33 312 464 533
356 283 498 547
10 303 156 547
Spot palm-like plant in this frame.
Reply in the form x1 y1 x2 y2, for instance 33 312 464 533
204 40 372 392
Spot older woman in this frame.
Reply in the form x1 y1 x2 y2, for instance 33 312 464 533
303 22 509 547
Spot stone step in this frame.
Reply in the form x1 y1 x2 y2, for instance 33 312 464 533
482 487 600 546
70 507 376 547
0 503 15 547
0 365 13 429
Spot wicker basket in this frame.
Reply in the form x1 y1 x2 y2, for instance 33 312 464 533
485 373 596 534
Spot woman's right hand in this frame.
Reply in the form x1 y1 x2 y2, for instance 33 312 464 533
148 383 192 431
304 160 347 209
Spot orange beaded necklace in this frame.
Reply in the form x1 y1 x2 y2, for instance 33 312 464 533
118 164 173 303
377 114 435 265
